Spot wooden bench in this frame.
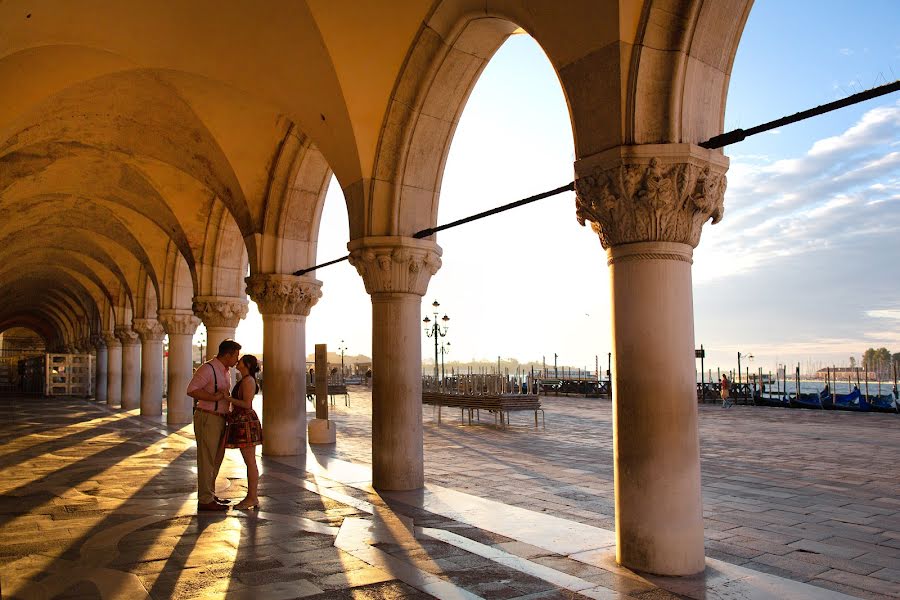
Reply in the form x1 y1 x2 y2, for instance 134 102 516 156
422 392 544 427
306 383 349 406
328 384 349 407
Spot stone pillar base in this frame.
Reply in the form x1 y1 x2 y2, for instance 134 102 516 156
308 419 336 444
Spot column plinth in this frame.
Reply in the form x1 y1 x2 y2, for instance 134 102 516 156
133 318 166 417
348 236 442 491
245 273 322 456
575 144 728 576
158 310 200 424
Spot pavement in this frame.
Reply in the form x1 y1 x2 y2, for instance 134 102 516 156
0 387 897 599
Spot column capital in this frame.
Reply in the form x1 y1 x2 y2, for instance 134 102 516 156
158 309 200 336
114 325 141 347
101 332 121 348
192 296 249 328
245 274 322 316
90 334 106 349
347 236 442 296
133 318 166 342
574 143 729 249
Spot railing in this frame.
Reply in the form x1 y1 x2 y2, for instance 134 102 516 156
697 382 755 403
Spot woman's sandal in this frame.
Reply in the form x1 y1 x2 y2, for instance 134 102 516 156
234 499 259 510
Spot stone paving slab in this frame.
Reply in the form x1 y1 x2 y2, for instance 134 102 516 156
325 387 900 599
0 392 895 599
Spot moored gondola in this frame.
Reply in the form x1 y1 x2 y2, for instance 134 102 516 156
789 391 824 409
821 387 871 412
864 392 899 413
753 391 791 408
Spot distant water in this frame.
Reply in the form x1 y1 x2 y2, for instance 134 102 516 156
742 380 897 395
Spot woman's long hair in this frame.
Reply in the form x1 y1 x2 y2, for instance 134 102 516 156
240 354 261 394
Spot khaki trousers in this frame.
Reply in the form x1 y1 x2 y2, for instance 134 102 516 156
194 410 226 504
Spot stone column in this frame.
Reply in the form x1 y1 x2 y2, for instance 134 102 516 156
102 332 122 408
575 143 728 576
133 318 166 417
192 296 249 359
348 236 442 490
158 310 200 424
116 326 141 410
92 335 108 403
245 274 322 456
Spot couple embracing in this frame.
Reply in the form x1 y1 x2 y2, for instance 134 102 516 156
187 339 263 511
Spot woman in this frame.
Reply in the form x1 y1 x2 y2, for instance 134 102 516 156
720 374 732 408
224 354 263 509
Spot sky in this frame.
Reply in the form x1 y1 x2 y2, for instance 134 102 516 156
232 0 900 376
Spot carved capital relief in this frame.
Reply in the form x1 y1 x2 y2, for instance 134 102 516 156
574 144 729 250
114 325 140 347
347 237 442 296
157 310 200 336
90 334 105 349
245 274 322 316
100 332 121 348
132 318 166 343
191 296 249 328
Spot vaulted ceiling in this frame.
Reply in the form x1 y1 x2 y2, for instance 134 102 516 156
0 0 751 349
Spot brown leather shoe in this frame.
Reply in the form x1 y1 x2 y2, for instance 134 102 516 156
197 501 230 512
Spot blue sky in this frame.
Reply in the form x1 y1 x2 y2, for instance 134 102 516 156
236 0 900 375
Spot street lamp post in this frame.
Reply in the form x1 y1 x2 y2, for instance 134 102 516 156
737 351 754 396
423 300 449 381
338 340 348 383
197 332 206 366
440 341 450 380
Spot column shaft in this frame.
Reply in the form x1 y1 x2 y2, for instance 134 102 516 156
261 315 307 455
205 326 235 360
610 242 703 575
121 342 142 410
371 292 424 490
106 343 122 407
140 339 164 416
95 345 108 403
166 333 194 424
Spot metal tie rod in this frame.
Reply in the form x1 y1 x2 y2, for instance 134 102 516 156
293 183 575 275
293 79 899 276
701 79 899 149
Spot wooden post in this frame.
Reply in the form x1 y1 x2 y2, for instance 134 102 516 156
864 366 869 403
700 344 705 401
315 344 328 420
893 360 898 400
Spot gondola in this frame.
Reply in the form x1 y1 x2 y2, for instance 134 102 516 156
753 390 791 408
789 391 824 409
753 391 791 408
820 388 871 412
863 392 899 414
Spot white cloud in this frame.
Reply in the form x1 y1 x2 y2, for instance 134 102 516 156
839 48 854 55
695 100 900 285
867 309 900 320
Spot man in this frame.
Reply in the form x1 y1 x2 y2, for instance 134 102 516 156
187 338 241 511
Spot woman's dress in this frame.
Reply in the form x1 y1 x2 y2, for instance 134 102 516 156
224 378 263 448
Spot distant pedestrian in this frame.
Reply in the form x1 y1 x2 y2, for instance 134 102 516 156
365 368 372 387
720 375 732 408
